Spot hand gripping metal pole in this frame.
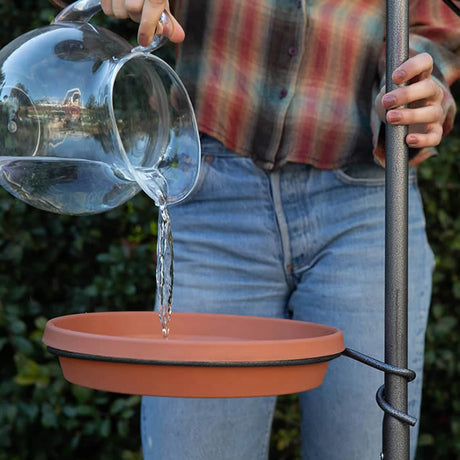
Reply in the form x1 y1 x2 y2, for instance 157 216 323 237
384 0 411 458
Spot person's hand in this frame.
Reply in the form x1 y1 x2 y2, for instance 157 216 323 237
100 0 185 46
376 52 445 149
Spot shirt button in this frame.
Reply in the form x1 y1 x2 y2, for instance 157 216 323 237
288 46 298 57
279 88 288 99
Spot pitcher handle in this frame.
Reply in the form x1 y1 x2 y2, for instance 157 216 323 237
53 0 169 51
53 0 101 23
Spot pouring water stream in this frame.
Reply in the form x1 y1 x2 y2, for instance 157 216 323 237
135 169 174 338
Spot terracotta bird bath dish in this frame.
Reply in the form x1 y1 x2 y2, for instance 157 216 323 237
43 311 345 398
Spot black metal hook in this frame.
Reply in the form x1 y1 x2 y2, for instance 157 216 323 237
342 348 417 427
442 0 460 16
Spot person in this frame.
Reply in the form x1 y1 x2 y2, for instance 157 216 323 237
101 1 460 459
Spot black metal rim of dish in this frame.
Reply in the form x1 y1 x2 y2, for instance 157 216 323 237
46 346 343 367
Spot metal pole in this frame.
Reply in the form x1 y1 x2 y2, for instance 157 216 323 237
383 0 410 458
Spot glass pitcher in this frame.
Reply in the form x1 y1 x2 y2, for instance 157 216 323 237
0 0 200 215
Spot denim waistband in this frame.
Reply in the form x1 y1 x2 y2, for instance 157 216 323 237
200 133 243 158
200 133 417 181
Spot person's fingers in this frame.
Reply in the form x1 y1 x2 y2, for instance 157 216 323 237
138 3 185 45
100 0 185 45
392 52 433 85
100 0 114 17
101 0 131 18
376 53 445 149
386 104 444 126
382 78 443 109
137 0 168 46
125 0 143 22
406 123 443 148
112 0 129 18
162 11 185 43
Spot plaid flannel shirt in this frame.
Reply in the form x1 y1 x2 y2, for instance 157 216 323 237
174 0 460 170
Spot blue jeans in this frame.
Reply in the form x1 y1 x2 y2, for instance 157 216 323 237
141 135 434 460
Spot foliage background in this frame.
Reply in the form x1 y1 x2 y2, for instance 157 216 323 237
0 1 459 458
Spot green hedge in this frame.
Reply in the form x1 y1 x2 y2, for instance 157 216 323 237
0 193 157 459
1 2 459 459
417 105 460 458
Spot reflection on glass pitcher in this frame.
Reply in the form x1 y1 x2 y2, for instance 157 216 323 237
0 0 200 215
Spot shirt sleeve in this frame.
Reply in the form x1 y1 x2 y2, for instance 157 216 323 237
373 0 460 167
